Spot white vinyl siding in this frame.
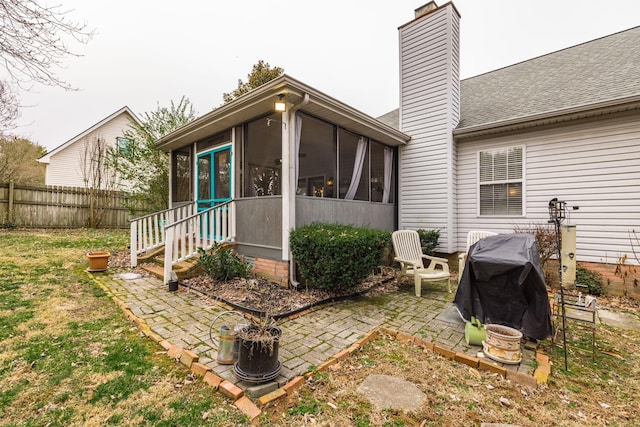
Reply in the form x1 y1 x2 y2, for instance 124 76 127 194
398 4 460 253
44 112 135 189
456 113 640 265
478 146 523 216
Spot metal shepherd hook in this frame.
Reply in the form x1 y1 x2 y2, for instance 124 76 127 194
548 198 569 371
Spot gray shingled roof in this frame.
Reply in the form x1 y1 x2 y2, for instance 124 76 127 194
458 26 640 130
378 26 640 131
376 108 399 129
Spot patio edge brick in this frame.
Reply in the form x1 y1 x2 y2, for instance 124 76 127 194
220 380 244 400
283 376 306 395
396 331 414 344
479 359 507 377
434 344 456 360
167 345 183 360
180 349 199 368
258 388 287 406
203 371 222 390
234 396 261 421
455 352 479 368
191 362 212 377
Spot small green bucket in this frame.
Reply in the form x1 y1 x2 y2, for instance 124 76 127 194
464 316 486 346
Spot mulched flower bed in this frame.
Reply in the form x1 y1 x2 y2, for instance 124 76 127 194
182 269 399 319
108 250 400 317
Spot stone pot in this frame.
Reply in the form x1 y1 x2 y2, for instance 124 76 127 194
87 251 110 272
482 324 522 364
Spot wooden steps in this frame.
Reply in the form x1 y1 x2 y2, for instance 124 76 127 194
138 245 202 281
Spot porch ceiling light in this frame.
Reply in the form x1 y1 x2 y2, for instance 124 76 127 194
274 94 286 112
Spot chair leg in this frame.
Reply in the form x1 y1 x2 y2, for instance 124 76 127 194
414 275 422 297
447 277 451 293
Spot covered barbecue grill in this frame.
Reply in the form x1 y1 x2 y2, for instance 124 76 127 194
454 233 553 341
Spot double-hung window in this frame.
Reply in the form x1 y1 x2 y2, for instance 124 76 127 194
478 146 523 216
116 137 132 155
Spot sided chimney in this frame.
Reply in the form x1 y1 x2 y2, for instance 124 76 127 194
397 2 461 253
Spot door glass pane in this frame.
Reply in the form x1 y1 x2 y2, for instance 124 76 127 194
198 156 211 200
215 149 231 199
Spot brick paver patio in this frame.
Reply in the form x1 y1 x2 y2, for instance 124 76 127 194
93 273 538 392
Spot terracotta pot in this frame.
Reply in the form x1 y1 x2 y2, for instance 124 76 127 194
87 251 110 272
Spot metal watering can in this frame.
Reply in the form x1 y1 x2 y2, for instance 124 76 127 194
464 316 486 346
209 311 246 365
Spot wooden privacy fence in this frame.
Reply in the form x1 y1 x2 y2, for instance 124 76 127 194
0 181 148 229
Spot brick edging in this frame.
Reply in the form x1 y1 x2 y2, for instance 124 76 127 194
91 274 549 423
258 326 548 409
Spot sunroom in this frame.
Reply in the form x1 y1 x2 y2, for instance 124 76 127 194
130 75 410 283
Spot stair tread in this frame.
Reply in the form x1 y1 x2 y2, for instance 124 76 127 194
140 259 200 280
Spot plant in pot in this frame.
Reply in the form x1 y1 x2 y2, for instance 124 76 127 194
234 312 282 383
196 244 282 383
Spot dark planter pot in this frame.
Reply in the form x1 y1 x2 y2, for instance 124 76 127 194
168 280 179 292
234 325 281 383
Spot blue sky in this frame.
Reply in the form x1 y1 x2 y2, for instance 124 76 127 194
7 0 640 151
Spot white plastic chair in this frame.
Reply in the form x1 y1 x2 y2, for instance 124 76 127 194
458 230 498 282
391 230 451 296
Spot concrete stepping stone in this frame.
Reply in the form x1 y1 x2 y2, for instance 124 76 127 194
357 374 426 412
598 309 640 331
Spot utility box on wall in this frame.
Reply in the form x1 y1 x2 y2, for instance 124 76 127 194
561 225 577 286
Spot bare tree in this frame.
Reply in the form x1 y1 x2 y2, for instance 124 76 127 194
0 0 93 132
80 136 117 228
0 82 19 131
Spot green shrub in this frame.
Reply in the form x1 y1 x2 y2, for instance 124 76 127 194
416 229 440 255
289 223 390 290
576 265 604 296
197 243 252 282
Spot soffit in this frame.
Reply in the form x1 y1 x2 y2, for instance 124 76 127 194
155 75 410 152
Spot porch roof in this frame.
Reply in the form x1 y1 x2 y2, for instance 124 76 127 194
156 74 411 152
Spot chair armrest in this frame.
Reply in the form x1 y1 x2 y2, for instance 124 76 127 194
394 257 418 267
421 254 450 273
458 252 467 260
422 254 449 263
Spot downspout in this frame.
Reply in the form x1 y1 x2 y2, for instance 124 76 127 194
288 94 309 288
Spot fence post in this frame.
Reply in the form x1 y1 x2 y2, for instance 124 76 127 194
8 180 14 223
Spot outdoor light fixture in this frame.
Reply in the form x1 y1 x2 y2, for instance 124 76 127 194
274 94 286 112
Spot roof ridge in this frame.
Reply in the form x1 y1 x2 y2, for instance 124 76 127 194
461 25 640 83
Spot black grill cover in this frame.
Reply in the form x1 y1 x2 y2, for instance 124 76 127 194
454 233 552 341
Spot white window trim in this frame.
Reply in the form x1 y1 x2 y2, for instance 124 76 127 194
476 145 526 217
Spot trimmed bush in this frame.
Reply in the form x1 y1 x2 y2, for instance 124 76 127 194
416 229 440 256
576 265 605 296
290 223 390 290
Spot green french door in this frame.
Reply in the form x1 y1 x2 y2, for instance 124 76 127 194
197 146 232 239
197 145 232 210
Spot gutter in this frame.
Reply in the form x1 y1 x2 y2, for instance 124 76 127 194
454 94 640 139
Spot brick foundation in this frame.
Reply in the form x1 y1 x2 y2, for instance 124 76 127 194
546 259 640 299
251 257 289 287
